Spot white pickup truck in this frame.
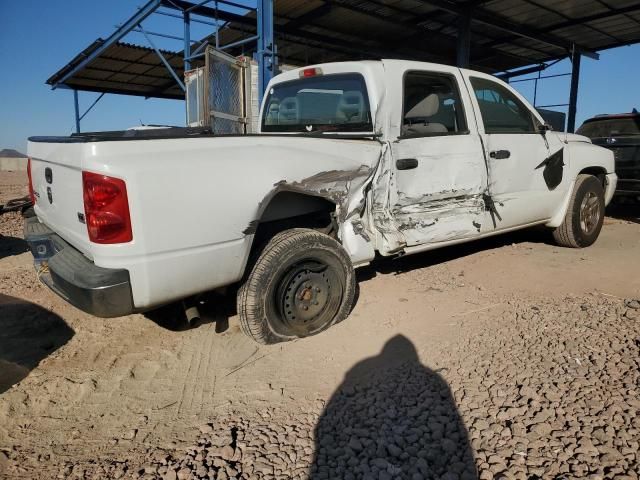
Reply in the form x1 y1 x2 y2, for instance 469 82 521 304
26 60 616 344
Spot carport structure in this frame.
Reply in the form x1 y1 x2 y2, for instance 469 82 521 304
47 0 640 133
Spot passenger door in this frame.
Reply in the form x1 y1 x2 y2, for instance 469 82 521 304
464 74 565 228
389 69 488 246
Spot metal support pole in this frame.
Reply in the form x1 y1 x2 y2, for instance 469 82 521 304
220 35 259 51
257 0 275 102
184 11 191 71
73 90 80 133
132 27 186 42
215 1 220 48
139 24 186 91
188 39 209 61
567 47 581 133
54 0 162 89
155 10 217 27
456 9 471 68
79 92 106 122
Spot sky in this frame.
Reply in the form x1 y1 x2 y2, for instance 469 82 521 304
1 0 639 153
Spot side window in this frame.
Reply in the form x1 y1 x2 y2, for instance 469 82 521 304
470 77 537 134
401 72 467 138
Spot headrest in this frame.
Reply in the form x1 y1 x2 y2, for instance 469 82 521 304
405 94 439 119
280 97 299 112
337 91 365 122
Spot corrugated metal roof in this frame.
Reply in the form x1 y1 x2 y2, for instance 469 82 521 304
47 40 187 99
225 0 640 71
48 0 640 99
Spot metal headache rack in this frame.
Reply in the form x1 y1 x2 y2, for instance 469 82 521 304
185 47 254 134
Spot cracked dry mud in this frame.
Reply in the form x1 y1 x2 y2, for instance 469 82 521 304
1 171 640 479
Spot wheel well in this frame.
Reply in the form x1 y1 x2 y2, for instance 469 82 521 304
250 191 337 254
578 167 607 186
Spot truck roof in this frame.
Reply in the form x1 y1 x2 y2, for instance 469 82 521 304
271 59 500 86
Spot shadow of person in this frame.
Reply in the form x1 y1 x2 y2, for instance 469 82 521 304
311 335 477 480
0 294 74 393
0 235 29 260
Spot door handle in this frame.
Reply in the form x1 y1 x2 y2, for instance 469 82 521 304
489 150 511 159
396 158 419 170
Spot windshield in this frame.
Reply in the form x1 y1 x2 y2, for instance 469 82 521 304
577 117 640 138
261 73 373 133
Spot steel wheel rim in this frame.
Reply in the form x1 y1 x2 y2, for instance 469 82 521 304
579 191 600 235
275 259 343 336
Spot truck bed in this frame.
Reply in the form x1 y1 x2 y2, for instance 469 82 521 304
29 126 216 143
29 127 380 144
27 131 382 311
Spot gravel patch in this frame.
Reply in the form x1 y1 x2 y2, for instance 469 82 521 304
0 211 24 238
5 295 638 479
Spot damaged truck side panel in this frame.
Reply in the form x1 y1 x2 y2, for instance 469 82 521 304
389 138 488 246
379 63 490 249
104 136 382 308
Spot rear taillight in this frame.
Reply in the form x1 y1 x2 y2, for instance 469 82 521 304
82 171 132 244
27 157 35 204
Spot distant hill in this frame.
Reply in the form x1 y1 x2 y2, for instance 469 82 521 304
0 149 27 158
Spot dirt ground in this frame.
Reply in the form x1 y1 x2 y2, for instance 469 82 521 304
1 170 639 479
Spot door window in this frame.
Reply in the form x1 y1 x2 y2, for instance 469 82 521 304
470 77 537 134
401 72 467 138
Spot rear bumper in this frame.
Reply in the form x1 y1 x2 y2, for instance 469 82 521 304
24 216 134 317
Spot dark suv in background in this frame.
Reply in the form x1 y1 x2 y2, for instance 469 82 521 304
577 110 640 202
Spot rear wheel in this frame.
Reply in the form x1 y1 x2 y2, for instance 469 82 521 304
553 174 605 248
238 228 355 344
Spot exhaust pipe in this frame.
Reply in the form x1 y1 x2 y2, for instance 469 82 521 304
182 298 201 326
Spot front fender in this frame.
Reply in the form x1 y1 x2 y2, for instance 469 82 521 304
546 143 616 228
565 141 615 175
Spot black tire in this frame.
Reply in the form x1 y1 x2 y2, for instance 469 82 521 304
237 228 356 344
552 174 605 248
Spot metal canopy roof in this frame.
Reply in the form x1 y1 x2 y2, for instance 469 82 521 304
217 0 640 71
46 40 186 100
48 0 640 100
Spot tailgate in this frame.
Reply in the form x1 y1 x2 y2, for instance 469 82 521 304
27 140 91 257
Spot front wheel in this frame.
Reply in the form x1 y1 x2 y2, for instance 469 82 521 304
237 228 356 344
552 174 605 248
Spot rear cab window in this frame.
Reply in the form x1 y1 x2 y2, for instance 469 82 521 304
261 73 373 133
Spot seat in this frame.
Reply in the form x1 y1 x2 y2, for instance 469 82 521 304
403 93 448 135
264 102 280 125
336 91 365 123
279 97 299 124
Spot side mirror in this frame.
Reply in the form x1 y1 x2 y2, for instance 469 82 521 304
538 123 551 135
